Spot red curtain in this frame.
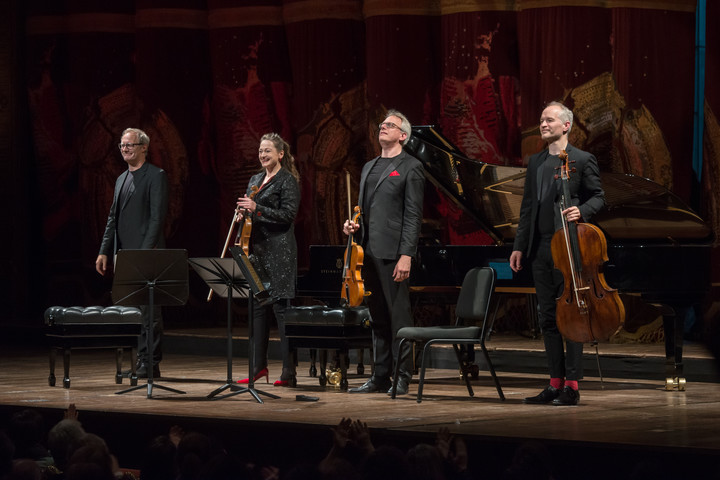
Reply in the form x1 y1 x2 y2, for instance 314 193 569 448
23 0 720 306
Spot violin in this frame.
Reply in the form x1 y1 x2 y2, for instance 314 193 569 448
235 185 259 256
341 206 365 307
551 150 625 343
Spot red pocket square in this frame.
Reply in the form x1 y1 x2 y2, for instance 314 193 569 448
389 170 400 177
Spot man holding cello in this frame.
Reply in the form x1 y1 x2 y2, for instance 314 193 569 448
510 101 605 406
343 109 425 395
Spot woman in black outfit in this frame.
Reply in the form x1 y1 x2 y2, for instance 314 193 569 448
236 132 300 387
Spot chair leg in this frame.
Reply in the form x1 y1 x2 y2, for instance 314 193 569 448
593 342 604 388
479 340 505 401
453 344 474 397
391 338 407 399
416 342 432 403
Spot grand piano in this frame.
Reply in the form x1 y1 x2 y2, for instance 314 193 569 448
297 126 714 389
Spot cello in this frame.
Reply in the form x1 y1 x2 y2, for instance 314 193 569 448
551 150 625 343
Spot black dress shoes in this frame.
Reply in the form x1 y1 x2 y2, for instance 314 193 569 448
388 377 409 396
348 377 391 393
523 385 560 404
552 386 580 405
136 364 161 379
124 363 160 379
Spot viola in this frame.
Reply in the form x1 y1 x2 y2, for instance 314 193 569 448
551 150 625 343
341 206 365 307
235 185 259 256
206 184 260 302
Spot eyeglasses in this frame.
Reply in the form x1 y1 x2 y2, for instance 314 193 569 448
118 143 143 150
378 122 401 130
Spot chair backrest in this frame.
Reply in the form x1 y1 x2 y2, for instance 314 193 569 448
455 267 495 325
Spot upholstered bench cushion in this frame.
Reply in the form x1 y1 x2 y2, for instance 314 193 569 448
45 306 142 338
45 305 142 325
284 305 371 327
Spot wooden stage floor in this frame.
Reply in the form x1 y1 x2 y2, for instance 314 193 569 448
1 335 720 479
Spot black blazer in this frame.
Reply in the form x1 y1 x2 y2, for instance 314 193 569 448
247 167 300 299
99 162 169 256
512 143 605 258
357 150 425 260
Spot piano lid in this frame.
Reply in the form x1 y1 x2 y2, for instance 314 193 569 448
405 125 713 245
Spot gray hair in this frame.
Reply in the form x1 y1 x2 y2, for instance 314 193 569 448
122 127 150 146
546 101 573 133
48 419 86 470
386 109 412 145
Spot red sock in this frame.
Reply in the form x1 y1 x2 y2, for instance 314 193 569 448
565 380 579 390
550 378 564 389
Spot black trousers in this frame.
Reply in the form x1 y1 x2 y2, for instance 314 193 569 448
252 299 295 380
530 238 583 381
364 252 414 381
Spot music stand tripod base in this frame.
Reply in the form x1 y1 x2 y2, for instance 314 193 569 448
190 255 279 403
217 246 281 403
111 249 189 398
189 257 252 400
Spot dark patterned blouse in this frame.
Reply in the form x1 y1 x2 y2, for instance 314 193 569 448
246 167 300 299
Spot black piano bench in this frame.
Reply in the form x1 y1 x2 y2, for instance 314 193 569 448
284 305 373 390
44 305 143 389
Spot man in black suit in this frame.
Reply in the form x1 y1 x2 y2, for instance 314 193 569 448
344 109 425 395
96 127 169 378
510 102 605 405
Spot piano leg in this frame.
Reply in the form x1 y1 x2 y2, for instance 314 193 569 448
356 349 365 375
319 350 328 386
48 347 57 386
338 349 349 390
309 349 317 377
662 305 686 391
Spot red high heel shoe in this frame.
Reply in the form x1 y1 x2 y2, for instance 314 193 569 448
237 368 269 384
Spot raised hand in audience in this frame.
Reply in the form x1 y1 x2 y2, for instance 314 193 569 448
64 403 79 421
436 427 468 474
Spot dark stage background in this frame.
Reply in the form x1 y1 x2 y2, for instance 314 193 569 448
1 1 719 340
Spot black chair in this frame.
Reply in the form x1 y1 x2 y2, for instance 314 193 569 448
391 267 504 402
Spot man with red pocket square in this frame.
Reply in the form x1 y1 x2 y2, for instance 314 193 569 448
343 109 425 395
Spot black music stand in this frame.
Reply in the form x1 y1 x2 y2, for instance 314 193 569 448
112 249 189 398
225 246 279 403
188 257 253 400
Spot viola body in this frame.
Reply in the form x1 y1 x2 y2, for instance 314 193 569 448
236 216 252 256
551 221 625 343
342 242 365 307
341 207 365 307
234 185 259 256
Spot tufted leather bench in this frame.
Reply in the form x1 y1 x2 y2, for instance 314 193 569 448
44 305 143 389
284 305 373 390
